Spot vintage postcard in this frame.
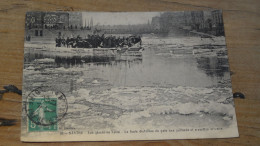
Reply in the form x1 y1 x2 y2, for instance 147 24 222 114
21 10 239 142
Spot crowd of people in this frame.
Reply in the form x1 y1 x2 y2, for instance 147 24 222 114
55 34 142 48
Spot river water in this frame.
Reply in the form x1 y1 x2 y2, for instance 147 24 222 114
24 36 231 89
23 36 235 130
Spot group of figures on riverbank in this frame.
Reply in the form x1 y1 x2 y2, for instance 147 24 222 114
55 34 142 48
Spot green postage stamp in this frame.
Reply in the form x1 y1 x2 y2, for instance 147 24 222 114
28 98 58 132
23 86 68 135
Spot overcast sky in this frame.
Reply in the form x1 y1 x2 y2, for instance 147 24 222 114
82 12 161 26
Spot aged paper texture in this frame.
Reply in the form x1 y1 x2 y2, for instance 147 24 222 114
21 10 239 142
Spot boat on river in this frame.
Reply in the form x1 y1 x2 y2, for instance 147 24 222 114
54 34 143 57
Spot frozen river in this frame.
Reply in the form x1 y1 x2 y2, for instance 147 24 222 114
23 36 235 130
24 36 230 89
82 39 230 88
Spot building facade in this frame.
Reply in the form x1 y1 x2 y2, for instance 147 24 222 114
25 12 83 37
149 10 225 36
211 10 224 35
25 12 44 29
43 12 69 29
151 16 160 31
191 11 205 31
68 12 83 29
183 11 192 26
25 12 83 30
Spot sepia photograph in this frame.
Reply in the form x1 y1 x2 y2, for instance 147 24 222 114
21 10 239 141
